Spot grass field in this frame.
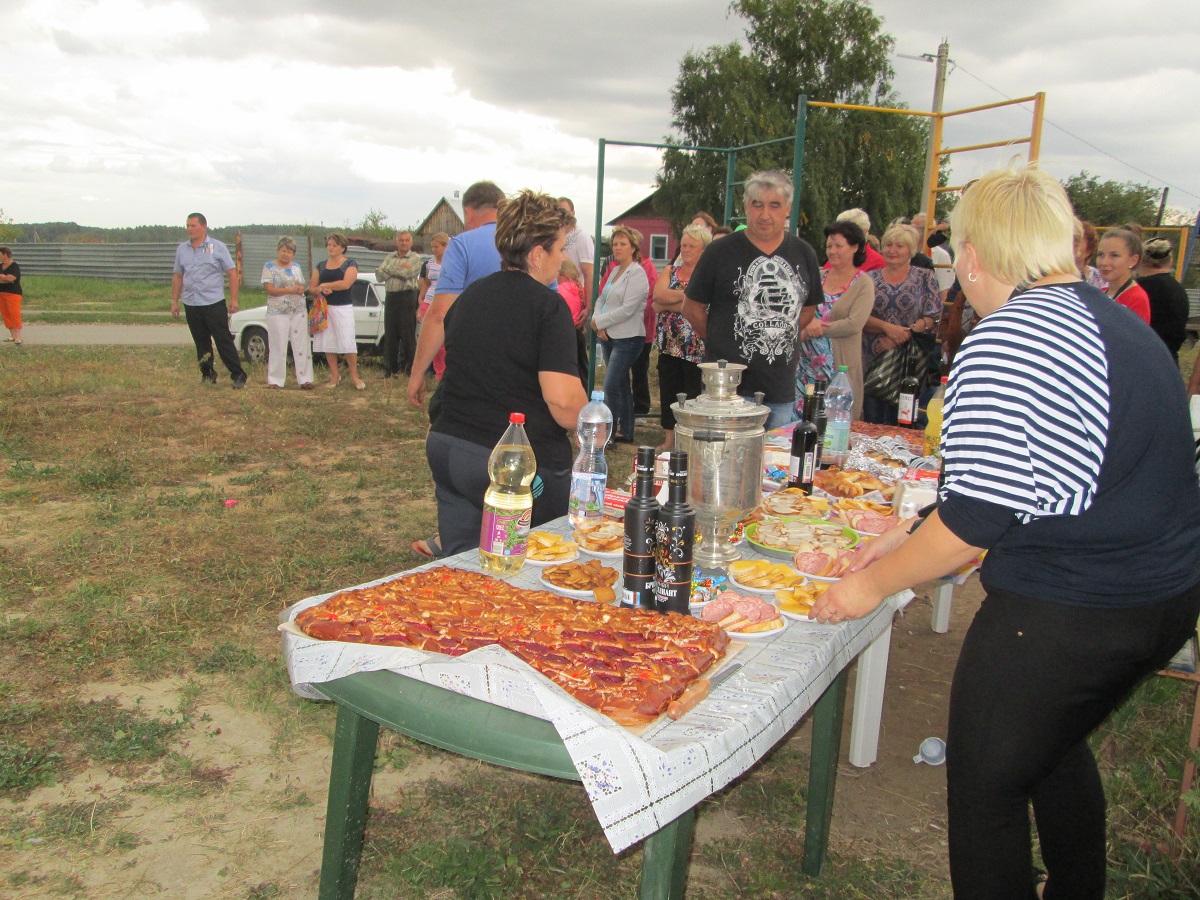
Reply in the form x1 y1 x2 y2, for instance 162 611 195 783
0 340 1197 896
19 275 267 324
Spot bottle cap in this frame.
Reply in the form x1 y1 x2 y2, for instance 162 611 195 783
590 390 605 402
838 365 848 372
510 412 526 424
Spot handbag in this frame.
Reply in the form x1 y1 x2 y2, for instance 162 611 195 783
308 293 328 335
864 332 937 403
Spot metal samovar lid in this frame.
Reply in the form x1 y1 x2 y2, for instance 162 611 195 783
672 361 769 432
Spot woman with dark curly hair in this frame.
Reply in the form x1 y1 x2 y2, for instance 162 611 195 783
424 190 588 555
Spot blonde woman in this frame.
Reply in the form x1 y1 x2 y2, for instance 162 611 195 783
309 233 364 389
416 231 449 380
813 162 1200 898
260 237 313 389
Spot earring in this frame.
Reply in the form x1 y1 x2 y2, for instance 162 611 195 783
967 272 978 283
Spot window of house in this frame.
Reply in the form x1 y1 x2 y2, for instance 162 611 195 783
649 234 669 261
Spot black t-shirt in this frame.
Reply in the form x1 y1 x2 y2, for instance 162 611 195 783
1 261 21 295
684 231 821 403
432 270 580 470
911 252 934 271
1137 272 1189 357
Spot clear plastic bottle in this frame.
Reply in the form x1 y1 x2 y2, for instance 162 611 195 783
924 376 949 459
822 366 854 468
568 390 612 529
479 412 537 577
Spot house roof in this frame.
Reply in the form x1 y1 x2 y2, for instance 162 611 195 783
416 196 465 234
606 189 663 226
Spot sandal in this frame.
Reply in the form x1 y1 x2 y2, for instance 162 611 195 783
354 380 366 390
412 535 442 559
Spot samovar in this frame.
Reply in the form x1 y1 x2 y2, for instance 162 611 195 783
672 361 769 569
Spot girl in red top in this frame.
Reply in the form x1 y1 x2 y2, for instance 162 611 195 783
1095 228 1150 323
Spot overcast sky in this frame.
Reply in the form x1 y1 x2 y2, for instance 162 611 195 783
4 0 1199 236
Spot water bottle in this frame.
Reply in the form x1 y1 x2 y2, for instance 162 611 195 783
479 412 537 577
568 391 612 529
822 366 854 468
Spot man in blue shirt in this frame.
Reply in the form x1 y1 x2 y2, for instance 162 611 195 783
171 212 246 387
407 180 503 408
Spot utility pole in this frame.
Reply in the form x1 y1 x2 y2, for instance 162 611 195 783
1156 187 1169 226
919 41 950 229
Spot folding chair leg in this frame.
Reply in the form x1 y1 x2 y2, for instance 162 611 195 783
1171 680 1200 848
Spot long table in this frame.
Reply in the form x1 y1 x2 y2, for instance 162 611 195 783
281 516 909 898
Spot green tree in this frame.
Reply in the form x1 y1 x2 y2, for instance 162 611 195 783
355 208 394 240
0 209 20 243
655 0 932 247
1063 171 1158 228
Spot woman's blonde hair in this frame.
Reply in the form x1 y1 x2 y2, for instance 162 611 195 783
277 236 297 253
431 231 450 247
680 224 713 249
494 190 571 271
949 162 1076 285
610 225 643 262
559 259 583 289
880 223 918 257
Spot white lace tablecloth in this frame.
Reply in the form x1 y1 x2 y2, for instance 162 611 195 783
280 517 909 853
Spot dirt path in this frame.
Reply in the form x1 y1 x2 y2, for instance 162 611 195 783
2 323 194 345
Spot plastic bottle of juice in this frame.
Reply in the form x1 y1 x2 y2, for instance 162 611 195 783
924 377 949 458
479 413 537 577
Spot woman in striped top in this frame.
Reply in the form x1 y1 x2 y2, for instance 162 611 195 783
812 163 1200 898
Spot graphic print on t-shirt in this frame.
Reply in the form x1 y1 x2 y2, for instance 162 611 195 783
734 256 805 363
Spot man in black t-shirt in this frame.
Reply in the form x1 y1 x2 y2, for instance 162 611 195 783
683 170 821 429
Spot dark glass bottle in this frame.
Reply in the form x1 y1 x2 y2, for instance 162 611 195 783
654 451 695 616
812 377 829 469
897 353 920 427
622 446 660 610
788 388 819 493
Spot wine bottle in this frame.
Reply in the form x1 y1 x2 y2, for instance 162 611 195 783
788 387 819 493
654 451 695 616
622 446 660 610
897 352 920 427
812 377 828 469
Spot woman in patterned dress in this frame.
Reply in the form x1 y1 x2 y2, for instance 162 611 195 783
260 236 313 389
796 220 874 419
863 223 942 424
651 224 710 451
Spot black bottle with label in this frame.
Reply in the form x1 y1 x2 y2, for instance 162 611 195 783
654 451 695 615
897 354 920 427
812 377 829 468
622 446 660 610
788 388 819 493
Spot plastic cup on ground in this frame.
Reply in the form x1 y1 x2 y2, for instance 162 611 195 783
914 736 946 766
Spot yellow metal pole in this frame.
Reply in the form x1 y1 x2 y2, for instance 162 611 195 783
1029 92 1046 161
806 100 935 117
926 111 945 227
941 95 1042 118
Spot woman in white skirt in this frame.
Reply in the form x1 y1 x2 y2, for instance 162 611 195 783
260 236 314 389
309 232 365 389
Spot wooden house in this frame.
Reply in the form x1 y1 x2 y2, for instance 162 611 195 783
415 197 465 250
607 190 676 266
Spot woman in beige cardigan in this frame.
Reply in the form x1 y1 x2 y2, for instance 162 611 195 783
797 220 874 419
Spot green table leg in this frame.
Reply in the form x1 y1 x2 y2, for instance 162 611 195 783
639 807 696 900
802 668 848 876
319 705 381 900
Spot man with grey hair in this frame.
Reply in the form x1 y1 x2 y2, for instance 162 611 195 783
376 229 423 377
683 170 821 429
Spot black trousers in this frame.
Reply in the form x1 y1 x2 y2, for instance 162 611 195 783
656 353 703 431
425 431 571 556
946 583 1200 899
184 300 245 383
384 288 419 375
631 340 652 415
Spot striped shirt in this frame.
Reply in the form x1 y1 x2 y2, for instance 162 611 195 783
938 281 1200 607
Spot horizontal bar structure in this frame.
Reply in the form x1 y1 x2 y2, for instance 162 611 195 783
807 100 936 118
937 136 1032 156
603 139 733 154
940 95 1041 118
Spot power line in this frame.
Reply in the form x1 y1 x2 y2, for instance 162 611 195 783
950 62 1200 204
